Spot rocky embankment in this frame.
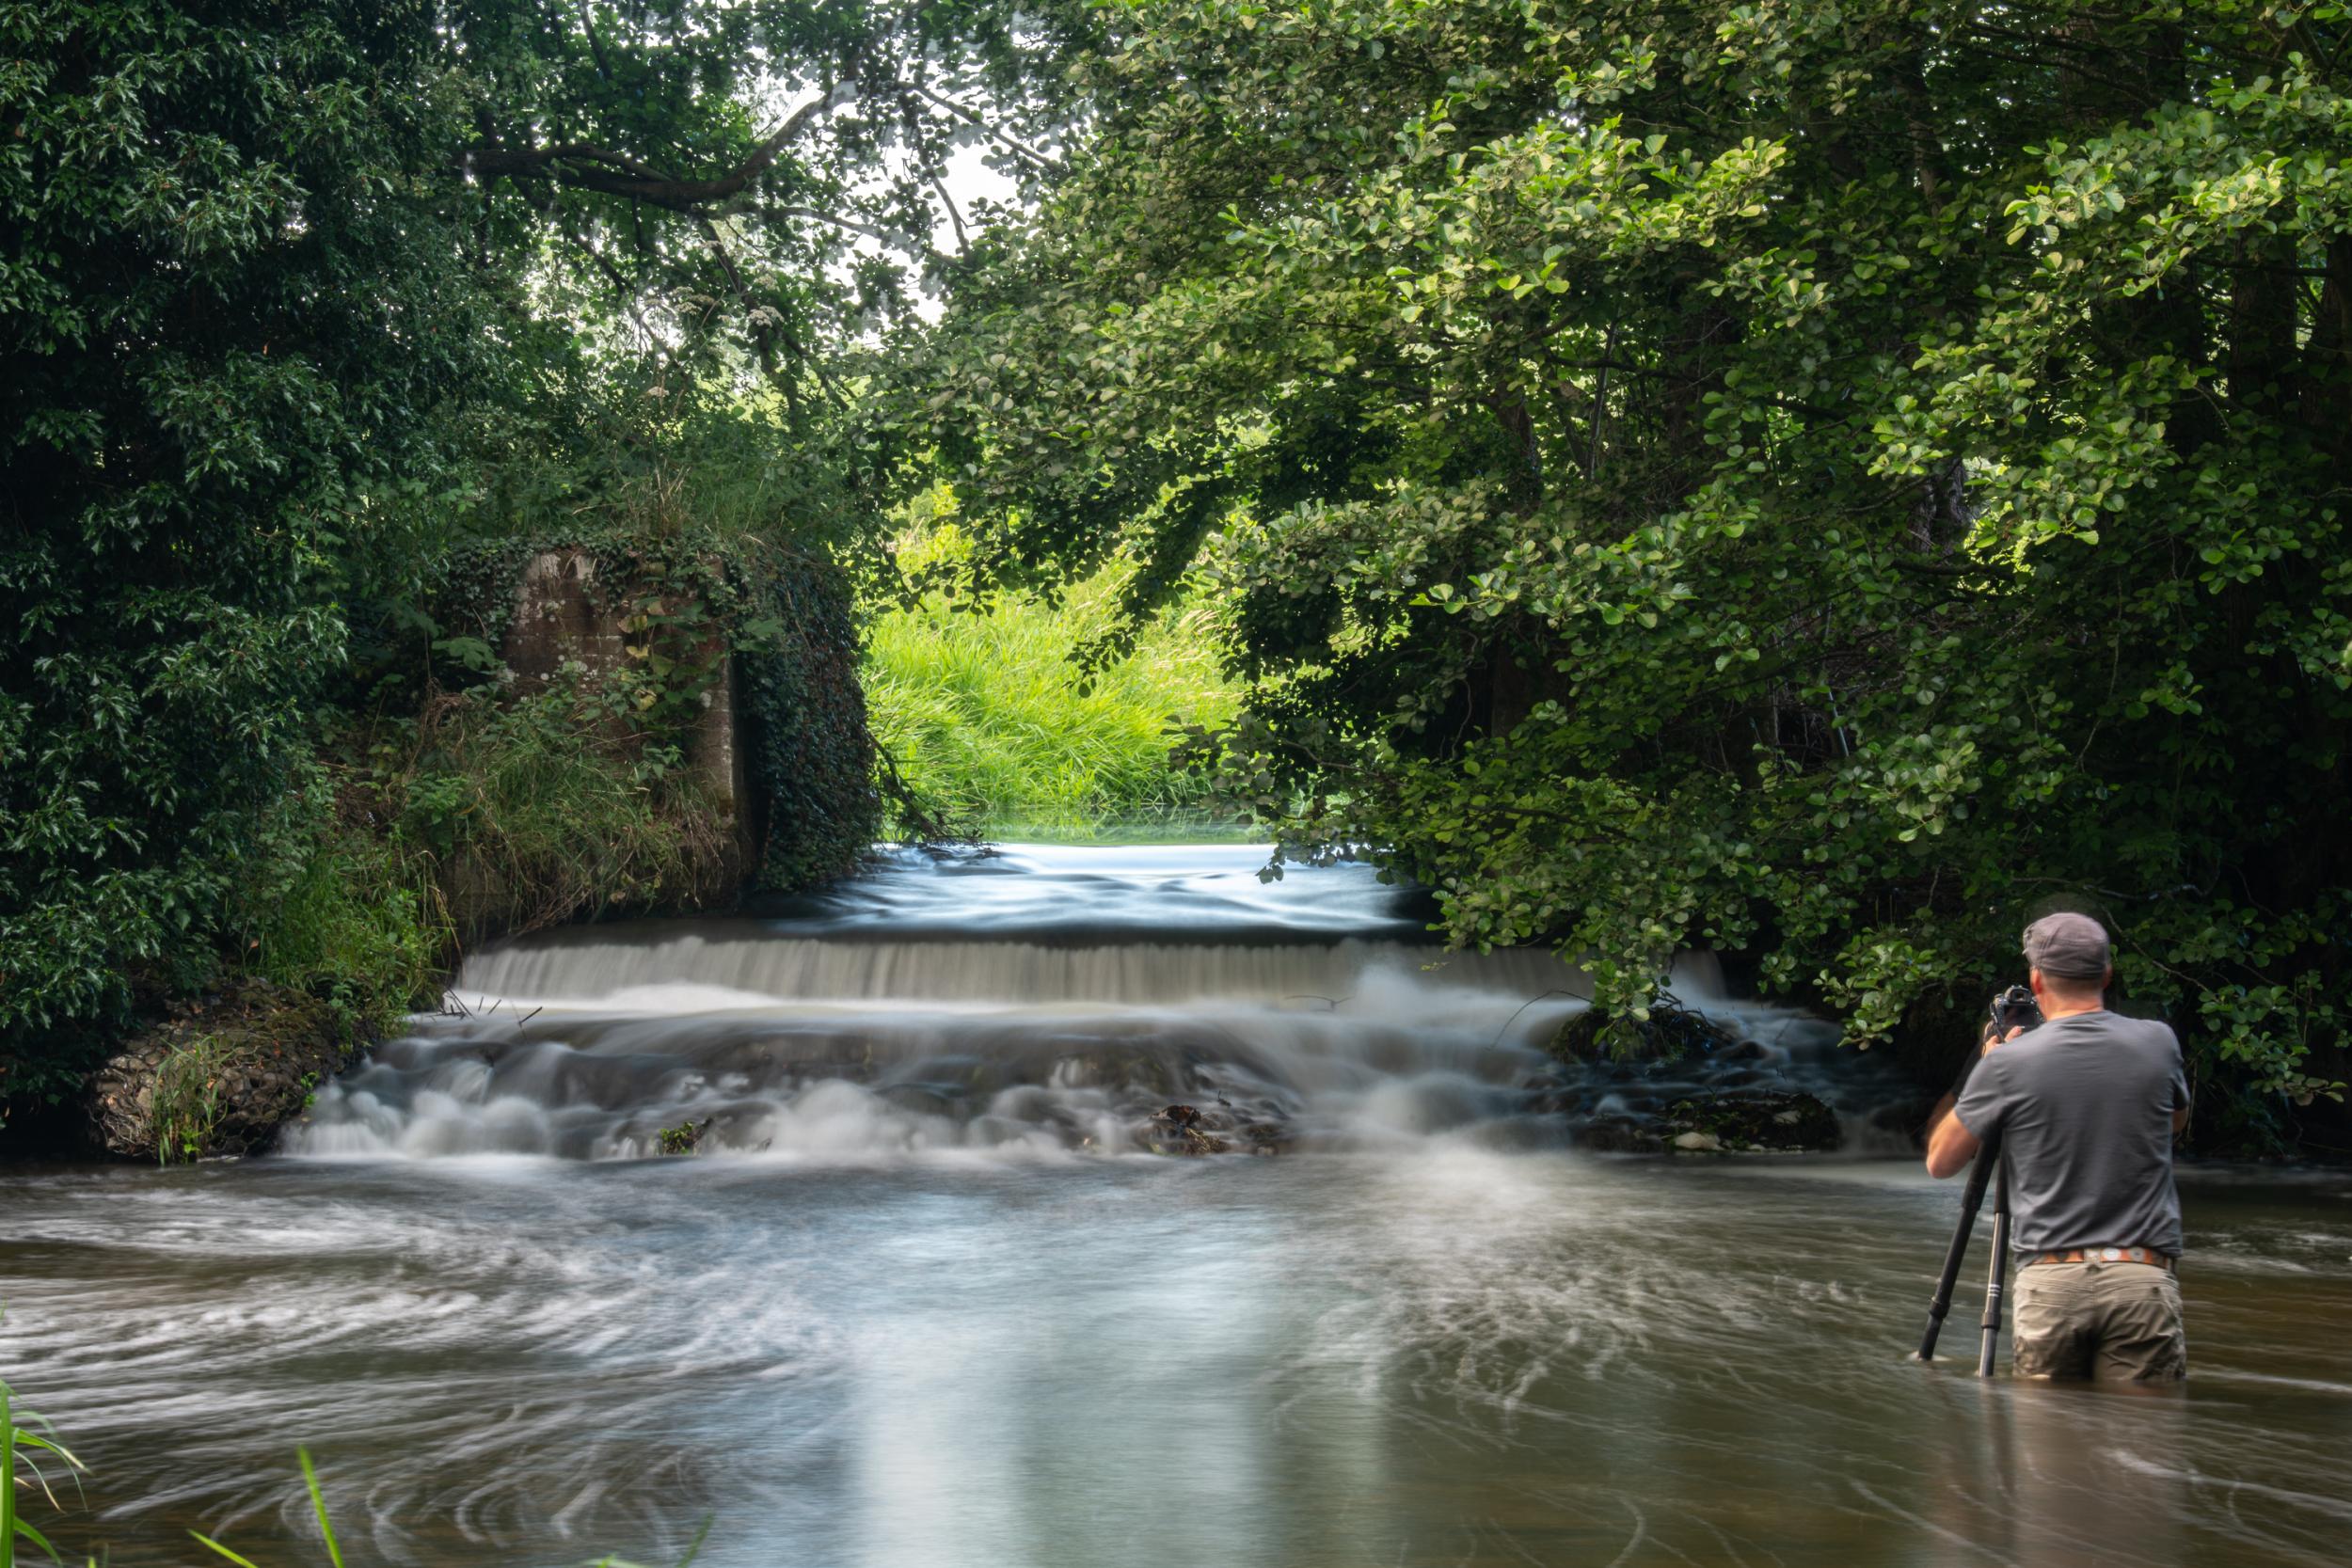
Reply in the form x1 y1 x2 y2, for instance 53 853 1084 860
84 981 362 1161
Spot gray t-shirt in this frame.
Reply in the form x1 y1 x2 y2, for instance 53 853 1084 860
1953 1009 2190 1257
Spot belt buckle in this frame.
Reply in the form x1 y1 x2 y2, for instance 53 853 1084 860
2102 1246 2124 1261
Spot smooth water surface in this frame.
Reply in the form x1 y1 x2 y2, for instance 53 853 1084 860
5 847 2346 1566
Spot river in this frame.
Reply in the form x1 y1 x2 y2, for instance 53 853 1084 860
4 846 2348 1566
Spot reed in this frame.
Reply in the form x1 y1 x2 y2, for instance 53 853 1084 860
184 1453 708 1568
7 1337 706 1568
0 1420 707 1568
147 1034 231 1165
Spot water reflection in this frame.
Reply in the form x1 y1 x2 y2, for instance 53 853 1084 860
1984 1381 2189 1568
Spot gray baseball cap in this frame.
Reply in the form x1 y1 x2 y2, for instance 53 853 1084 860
2023 912 2111 980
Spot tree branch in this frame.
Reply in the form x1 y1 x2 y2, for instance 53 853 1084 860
462 89 850 215
907 84 1066 174
930 172 969 252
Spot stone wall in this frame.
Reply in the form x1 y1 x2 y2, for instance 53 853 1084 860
503 546 754 878
84 982 356 1161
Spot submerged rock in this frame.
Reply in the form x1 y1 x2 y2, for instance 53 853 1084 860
85 981 358 1161
1135 1100 1298 1156
1574 1089 1842 1155
1143 1102 1232 1154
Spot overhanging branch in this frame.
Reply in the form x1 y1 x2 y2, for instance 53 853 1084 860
462 88 850 215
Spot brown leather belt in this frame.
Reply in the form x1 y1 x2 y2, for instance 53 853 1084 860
2026 1245 2176 1270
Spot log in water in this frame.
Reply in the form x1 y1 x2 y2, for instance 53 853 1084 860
3 847 2347 1566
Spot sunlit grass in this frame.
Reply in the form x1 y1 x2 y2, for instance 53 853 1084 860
863 553 1245 839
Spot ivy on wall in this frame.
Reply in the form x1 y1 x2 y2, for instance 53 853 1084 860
738 560 878 892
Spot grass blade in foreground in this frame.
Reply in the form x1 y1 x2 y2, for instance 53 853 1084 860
298 1451 343 1568
4 1354 89 1568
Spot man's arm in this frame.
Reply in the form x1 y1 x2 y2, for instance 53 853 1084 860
2167 1029 2192 1136
1924 1026 2018 1179
1925 1104 1981 1180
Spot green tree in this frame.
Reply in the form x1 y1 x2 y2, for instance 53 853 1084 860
1 0 1070 1113
915 0 2352 1135
1 1 490 1104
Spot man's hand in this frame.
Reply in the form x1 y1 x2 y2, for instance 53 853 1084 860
1979 1024 2026 1055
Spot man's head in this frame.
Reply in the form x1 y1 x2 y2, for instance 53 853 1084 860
2023 911 2112 1006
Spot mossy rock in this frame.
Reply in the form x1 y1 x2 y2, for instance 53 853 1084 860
1549 1001 1741 1065
1573 1090 1842 1155
85 980 359 1161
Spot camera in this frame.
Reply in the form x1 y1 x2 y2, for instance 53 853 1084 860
1987 983 2042 1041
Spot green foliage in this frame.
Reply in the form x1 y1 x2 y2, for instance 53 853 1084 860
146 1036 229 1167
915 0 2352 1138
373 668 731 946
416 527 877 895
863 515 1240 835
2 0 1048 1116
0 1 488 1102
226 769 448 1042
739 550 882 889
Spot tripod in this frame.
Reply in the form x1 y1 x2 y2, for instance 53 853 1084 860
1916 986 2038 1373
1916 1132 2011 1374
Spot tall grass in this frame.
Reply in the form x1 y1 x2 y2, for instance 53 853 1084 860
227 768 450 1042
238 836 445 1036
147 1034 231 1166
377 667 736 943
864 531 1243 838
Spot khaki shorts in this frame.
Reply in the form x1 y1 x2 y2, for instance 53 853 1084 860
2010 1259 2187 1382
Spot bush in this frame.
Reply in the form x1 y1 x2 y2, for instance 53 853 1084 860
227 768 448 1041
0 0 485 1104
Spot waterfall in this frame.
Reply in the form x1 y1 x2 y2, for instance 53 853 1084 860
288 846 1899 1161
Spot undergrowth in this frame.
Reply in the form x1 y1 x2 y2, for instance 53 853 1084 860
227 768 449 1041
200 663 728 1046
375 665 735 945
147 1037 230 1166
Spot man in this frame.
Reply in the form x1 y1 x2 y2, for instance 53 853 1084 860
1924 911 2192 1381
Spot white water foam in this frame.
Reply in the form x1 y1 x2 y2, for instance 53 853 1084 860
288 852 1872 1163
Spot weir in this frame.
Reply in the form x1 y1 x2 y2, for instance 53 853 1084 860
291 844 1912 1161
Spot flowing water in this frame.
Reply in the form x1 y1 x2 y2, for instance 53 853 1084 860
4 846 2348 1567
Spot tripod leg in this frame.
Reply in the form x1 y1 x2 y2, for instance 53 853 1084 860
1918 1132 1998 1361
1978 1157 2010 1377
